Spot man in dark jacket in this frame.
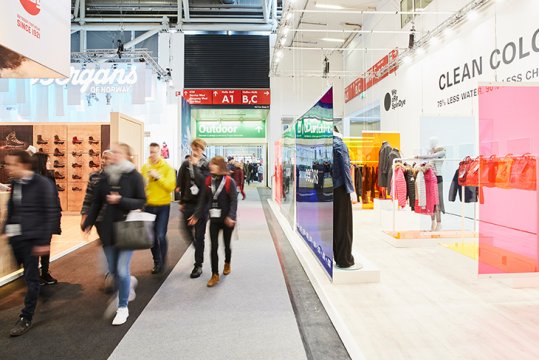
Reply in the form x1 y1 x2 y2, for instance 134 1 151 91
177 139 210 278
4 150 56 337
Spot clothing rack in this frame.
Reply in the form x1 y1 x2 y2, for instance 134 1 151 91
390 157 477 233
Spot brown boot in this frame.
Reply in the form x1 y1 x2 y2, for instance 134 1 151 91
223 263 231 276
207 274 220 287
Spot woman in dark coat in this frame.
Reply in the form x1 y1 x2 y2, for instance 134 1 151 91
82 143 146 326
32 152 62 285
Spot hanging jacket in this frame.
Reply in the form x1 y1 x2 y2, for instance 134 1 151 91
378 142 392 187
354 166 362 197
416 170 427 208
393 166 407 208
386 149 401 192
404 168 416 211
425 168 439 213
448 169 479 203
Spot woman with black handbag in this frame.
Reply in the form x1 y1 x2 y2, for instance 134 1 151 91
82 143 146 326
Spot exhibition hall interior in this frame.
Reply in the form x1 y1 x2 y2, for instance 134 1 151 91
1 0 539 359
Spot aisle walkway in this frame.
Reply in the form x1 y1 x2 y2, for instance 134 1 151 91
109 190 307 359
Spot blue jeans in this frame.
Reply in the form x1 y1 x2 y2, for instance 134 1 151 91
103 246 133 308
145 205 170 268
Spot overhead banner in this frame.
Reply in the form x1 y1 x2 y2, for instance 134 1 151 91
195 121 266 139
183 89 271 107
0 0 71 78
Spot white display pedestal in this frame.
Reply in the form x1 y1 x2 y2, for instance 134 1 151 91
333 252 380 284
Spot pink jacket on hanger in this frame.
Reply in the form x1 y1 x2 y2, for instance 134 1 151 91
415 168 439 215
393 166 407 208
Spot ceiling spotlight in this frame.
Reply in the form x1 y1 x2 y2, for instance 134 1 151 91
321 38 345 43
403 56 412 64
280 37 287 46
416 47 425 55
443 28 454 37
283 27 290 35
409 25 415 49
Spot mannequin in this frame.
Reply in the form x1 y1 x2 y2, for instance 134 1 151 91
332 128 361 269
416 137 446 231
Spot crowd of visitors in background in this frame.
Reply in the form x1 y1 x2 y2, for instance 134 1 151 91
3 138 247 336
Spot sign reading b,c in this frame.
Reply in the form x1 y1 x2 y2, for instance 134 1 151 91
20 0 41 16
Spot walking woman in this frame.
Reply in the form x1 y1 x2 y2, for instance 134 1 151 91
232 161 246 200
32 152 62 286
202 156 238 287
82 143 146 325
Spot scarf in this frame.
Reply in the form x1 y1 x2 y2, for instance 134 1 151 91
105 160 136 186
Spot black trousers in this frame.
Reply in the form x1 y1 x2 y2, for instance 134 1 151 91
209 221 233 275
12 241 41 321
182 205 208 267
333 186 355 268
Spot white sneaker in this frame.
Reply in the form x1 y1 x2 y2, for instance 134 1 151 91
129 276 138 302
112 307 129 326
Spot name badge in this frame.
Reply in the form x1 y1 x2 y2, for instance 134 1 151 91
190 184 199 195
5 224 22 237
209 209 222 218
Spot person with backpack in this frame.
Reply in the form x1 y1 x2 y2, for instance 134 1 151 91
197 156 238 287
177 139 210 279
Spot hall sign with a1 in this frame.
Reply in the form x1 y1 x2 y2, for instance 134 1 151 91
196 121 266 139
184 89 271 106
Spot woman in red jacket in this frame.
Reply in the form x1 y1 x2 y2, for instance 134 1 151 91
232 161 246 200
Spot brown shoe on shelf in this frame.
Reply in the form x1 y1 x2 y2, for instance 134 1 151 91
37 135 48 145
223 263 231 276
54 135 65 144
207 274 220 287
72 136 83 145
89 136 100 145
71 151 82 157
54 148 65 156
54 171 65 180
72 174 82 180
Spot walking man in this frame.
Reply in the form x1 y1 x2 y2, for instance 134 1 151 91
142 143 176 274
178 139 209 278
4 150 56 336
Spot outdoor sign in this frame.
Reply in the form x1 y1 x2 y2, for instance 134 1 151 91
0 0 70 78
195 121 266 139
183 89 271 106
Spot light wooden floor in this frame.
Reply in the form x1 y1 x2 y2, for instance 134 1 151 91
50 214 98 259
332 208 539 360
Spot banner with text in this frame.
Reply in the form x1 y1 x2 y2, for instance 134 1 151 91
0 0 70 78
183 89 271 107
195 121 266 139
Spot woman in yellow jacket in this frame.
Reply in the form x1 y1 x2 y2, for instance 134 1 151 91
142 143 177 274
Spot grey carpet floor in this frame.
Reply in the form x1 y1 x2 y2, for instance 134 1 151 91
109 189 307 360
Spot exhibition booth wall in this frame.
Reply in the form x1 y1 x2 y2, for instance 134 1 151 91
0 64 179 167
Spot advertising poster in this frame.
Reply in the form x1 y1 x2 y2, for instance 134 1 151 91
0 0 70 78
295 88 334 278
180 98 192 159
281 125 296 227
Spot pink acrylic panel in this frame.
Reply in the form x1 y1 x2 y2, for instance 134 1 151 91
478 85 539 274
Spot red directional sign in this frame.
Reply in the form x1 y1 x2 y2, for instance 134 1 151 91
213 90 242 105
183 89 213 105
182 89 271 106
241 89 271 105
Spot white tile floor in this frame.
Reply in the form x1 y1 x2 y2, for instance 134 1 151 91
273 202 539 360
